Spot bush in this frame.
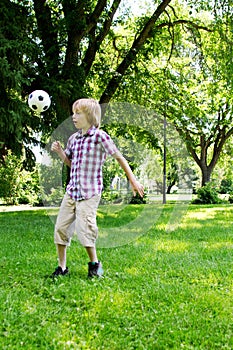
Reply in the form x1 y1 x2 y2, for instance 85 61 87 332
18 169 42 205
129 192 147 204
0 151 21 204
219 179 233 194
192 182 222 204
42 187 65 206
100 190 123 204
228 193 233 204
0 151 42 205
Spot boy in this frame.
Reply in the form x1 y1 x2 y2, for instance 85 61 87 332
51 98 144 278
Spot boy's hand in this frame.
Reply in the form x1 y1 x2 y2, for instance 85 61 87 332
51 141 71 167
131 181 144 198
51 141 63 154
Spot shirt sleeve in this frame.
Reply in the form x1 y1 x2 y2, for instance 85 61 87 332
100 130 119 156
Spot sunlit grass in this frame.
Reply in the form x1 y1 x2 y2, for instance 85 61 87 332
0 203 233 349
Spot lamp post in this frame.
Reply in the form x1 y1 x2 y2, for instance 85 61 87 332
163 114 167 204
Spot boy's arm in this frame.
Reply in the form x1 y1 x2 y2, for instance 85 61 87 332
112 151 144 197
51 141 71 167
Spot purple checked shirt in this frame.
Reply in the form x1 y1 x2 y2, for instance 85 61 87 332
65 126 118 201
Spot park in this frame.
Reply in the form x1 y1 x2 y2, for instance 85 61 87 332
0 0 233 349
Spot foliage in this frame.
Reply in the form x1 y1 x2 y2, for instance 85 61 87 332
228 193 233 204
129 192 147 204
39 159 66 206
102 156 125 191
218 179 233 194
0 204 233 348
17 167 42 206
100 190 123 204
0 151 22 204
192 182 222 204
1 0 233 189
0 0 174 166
0 150 41 205
113 2 233 187
0 0 41 167
41 187 65 207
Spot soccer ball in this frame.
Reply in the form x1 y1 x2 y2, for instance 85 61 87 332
28 90 51 113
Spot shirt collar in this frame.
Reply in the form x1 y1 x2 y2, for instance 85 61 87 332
76 126 97 139
86 125 96 136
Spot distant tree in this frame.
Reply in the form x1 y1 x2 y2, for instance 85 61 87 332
168 12 233 186
112 1 233 186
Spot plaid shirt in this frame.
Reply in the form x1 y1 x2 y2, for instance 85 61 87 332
65 126 118 201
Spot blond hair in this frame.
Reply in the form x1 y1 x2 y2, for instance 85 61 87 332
72 98 101 128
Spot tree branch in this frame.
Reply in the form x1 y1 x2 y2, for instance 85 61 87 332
164 10 175 63
100 0 172 105
82 0 122 77
62 0 108 77
154 19 213 33
175 125 201 167
87 0 108 27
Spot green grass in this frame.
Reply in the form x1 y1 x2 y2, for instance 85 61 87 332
0 203 233 349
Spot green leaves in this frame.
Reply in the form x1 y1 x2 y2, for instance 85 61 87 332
1 0 233 188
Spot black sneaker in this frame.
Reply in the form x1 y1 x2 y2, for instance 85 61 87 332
50 266 69 278
88 261 104 278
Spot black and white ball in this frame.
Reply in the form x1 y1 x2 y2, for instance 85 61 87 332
28 90 51 113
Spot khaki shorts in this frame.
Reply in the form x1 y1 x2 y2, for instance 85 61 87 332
54 193 101 247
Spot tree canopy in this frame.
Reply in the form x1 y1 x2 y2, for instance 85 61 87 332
110 1 233 185
0 0 233 187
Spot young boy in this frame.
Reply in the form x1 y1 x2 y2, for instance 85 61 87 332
51 98 144 278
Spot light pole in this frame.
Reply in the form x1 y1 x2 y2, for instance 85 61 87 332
163 114 167 204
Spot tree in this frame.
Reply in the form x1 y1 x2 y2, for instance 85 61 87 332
167 7 233 186
111 1 233 186
2 0 232 189
2 0 213 168
0 0 37 167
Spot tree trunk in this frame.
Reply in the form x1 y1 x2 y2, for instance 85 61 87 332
176 124 233 188
201 165 212 187
167 180 176 194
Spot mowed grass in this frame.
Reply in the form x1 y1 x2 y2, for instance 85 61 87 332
0 203 233 349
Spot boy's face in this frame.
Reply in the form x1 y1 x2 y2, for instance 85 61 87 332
72 108 91 131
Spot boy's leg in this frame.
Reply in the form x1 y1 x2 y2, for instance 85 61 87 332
75 195 100 250
85 246 98 262
75 195 103 277
53 193 76 273
56 244 67 271
86 246 104 278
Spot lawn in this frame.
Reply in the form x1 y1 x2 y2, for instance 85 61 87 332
0 203 232 349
